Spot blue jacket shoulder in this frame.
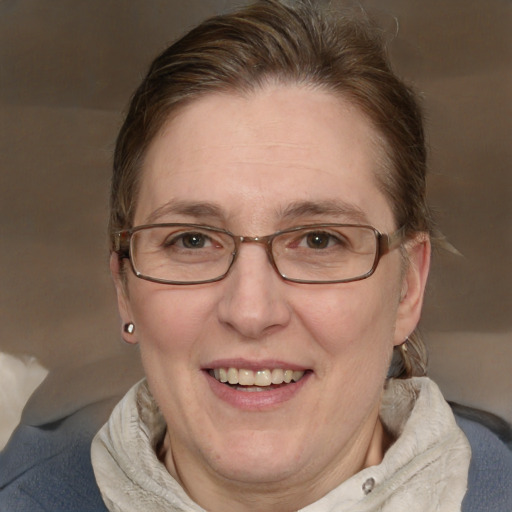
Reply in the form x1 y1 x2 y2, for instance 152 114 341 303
456 414 512 512
0 400 110 512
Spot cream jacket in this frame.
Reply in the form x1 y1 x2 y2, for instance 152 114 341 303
91 377 471 511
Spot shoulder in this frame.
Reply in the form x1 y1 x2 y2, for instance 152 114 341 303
0 399 111 512
455 411 512 512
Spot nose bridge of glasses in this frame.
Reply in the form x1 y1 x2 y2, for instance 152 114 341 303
234 235 277 266
238 235 270 244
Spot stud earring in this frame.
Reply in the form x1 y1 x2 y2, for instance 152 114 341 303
123 322 135 335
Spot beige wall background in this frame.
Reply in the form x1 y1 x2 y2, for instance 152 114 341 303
1 0 511 422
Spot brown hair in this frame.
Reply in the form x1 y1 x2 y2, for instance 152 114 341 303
110 0 432 378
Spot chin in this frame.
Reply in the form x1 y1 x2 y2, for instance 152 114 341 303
205 430 306 484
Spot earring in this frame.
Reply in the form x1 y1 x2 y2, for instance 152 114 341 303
123 322 135 335
400 337 409 354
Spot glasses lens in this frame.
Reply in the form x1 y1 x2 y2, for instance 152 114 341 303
272 225 378 282
130 225 235 283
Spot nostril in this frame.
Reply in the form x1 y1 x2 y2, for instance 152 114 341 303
216 279 291 340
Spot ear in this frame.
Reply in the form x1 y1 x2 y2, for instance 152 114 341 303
393 234 431 346
110 252 138 344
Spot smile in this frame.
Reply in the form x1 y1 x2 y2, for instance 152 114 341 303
208 368 306 389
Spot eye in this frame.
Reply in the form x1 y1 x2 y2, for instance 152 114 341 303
301 231 345 249
305 232 331 249
181 232 209 249
165 231 214 249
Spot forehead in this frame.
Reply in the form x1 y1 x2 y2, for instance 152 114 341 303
136 85 394 230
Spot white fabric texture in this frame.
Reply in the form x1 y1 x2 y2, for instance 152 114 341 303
0 353 48 450
91 377 471 512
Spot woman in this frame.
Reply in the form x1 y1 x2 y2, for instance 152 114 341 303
86 1 512 511
84 1 457 511
4 1 505 511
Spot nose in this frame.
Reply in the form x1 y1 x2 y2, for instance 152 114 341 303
217 243 291 340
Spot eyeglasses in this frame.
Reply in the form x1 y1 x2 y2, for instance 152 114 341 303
113 223 405 285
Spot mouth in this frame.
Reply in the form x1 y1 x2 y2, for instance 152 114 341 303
207 367 307 392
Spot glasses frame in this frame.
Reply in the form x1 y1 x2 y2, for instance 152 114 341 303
113 223 406 285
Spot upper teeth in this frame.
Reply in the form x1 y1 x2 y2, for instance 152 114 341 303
212 368 305 386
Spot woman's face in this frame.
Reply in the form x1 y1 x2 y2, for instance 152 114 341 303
113 85 429 501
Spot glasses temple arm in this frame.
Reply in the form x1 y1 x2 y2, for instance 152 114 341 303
112 231 131 258
380 226 407 254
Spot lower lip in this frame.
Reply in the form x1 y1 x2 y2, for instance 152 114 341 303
204 371 311 410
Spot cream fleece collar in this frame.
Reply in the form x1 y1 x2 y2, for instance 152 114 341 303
91 377 470 512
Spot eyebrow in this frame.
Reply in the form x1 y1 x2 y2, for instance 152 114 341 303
144 200 226 224
144 198 369 226
279 200 370 224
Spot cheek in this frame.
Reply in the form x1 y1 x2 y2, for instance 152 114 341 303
293 276 401 362
126 284 219 419
128 282 215 356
